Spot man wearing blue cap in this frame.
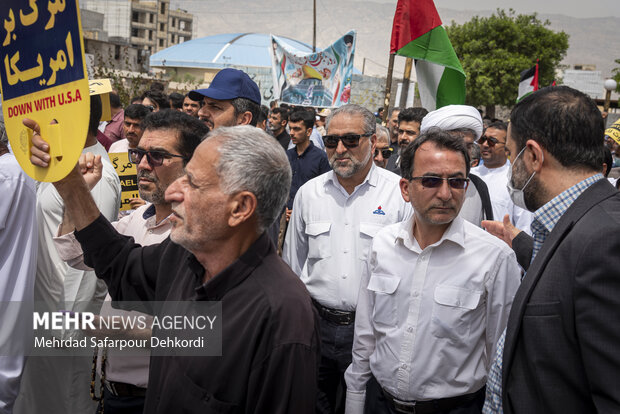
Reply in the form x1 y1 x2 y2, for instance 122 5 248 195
189 68 262 131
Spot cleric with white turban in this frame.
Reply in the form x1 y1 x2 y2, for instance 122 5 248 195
420 105 483 139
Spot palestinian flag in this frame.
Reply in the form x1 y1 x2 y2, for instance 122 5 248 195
517 63 539 102
390 0 465 110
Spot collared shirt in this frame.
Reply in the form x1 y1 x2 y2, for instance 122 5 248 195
286 141 331 209
482 173 605 414
104 109 125 142
345 215 520 413
54 203 171 388
75 216 320 413
0 152 37 414
471 161 533 234
283 163 412 311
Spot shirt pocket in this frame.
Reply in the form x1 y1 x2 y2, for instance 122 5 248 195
431 285 483 341
367 274 401 326
359 222 383 261
305 222 332 259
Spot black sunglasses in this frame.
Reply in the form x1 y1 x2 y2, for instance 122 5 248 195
477 135 505 147
410 176 469 189
374 147 393 159
323 133 373 149
128 148 187 167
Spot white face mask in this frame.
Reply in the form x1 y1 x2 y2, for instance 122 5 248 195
506 146 542 211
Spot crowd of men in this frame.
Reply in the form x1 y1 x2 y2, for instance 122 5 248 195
0 66 619 414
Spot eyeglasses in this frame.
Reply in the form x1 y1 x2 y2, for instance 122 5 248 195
128 148 187 167
410 176 470 189
477 135 505 147
323 133 373 149
374 147 393 159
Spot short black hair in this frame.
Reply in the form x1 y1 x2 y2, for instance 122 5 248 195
486 120 507 132
130 96 143 105
231 97 261 127
400 127 470 180
289 109 315 129
510 86 604 171
141 109 209 164
124 104 151 121
271 107 289 122
257 105 269 124
109 92 121 109
169 92 184 109
144 90 171 110
398 107 429 124
89 95 102 137
184 92 202 104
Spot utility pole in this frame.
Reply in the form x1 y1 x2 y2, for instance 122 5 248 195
382 54 395 125
313 0 316 53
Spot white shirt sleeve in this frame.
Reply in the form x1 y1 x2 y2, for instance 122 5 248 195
344 250 376 414
484 249 521 365
282 190 308 276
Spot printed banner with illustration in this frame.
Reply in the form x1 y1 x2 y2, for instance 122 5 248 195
270 31 356 107
110 152 139 211
0 0 90 182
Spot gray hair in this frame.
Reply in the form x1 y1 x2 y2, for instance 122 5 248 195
375 125 390 145
326 104 376 136
469 142 481 165
208 126 291 233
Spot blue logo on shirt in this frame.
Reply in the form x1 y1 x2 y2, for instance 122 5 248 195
373 206 386 215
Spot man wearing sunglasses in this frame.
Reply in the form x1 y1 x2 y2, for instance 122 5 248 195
345 129 520 414
373 125 392 169
284 104 412 414
471 121 533 233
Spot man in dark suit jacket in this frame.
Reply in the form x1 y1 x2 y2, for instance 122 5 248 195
500 86 620 413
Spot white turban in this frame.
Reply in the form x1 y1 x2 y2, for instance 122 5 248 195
420 105 483 139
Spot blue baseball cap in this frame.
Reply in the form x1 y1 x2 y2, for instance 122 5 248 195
188 68 261 105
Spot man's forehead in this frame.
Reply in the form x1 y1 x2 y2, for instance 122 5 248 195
124 117 142 124
328 113 365 131
140 128 179 147
414 142 467 170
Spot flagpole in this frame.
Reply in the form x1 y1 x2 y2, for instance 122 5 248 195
399 57 413 108
382 53 395 124
312 0 316 52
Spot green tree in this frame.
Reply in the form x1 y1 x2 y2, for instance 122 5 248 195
445 9 569 117
612 58 620 93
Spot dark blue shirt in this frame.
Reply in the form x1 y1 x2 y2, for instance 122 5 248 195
286 142 331 209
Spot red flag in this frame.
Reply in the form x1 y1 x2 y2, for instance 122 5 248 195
390 0 442 54
531 60 539 91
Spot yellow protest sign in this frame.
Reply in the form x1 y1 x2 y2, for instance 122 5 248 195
0 0 90 182
109 151 139 211
605 119 620 146
89 78 113 122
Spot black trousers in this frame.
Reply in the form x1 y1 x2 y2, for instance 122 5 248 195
364 376 485 414
95 386 145 414
315 316 355 414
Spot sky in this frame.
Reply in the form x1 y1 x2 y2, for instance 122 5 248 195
385 0 620 18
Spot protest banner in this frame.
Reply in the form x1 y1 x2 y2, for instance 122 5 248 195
270 31 356 107
109 151 139 211
0 0 90 182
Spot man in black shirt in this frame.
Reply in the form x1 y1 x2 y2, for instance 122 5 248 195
28 122 320 414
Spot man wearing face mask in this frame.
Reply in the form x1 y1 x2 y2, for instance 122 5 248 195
481 86 620 414
471 121 533 233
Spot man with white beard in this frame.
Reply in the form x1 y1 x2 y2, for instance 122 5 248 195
284 104 412 413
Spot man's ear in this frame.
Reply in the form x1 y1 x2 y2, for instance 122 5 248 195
236 111 253 126
228 191 257 227
525 139 545 172
399 178 411 203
